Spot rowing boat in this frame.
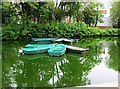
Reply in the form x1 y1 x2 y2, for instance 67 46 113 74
54 38 79 44
48 44 66 56
22 44 55 54
32 38 56 42
25 44 54 48
66 45 89 53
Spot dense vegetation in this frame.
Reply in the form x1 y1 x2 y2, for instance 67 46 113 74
2 2 120 41
2 2 104 26
110 1 120 28
2 22 119 41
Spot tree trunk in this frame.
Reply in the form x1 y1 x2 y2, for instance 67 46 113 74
118 19 120 28
60 2 63 22
95 15 98 27
94 5 99 27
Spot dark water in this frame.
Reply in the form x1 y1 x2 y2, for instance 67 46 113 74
2 37 119 88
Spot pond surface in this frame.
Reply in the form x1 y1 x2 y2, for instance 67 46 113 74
2 37 119 88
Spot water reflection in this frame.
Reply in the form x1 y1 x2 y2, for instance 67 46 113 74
2 37 118 88
87 41 118 84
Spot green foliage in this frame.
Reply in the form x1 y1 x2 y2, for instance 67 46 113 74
1 1 105 26
110 1 120 28
83 2 104 26
2 23 20 40
2 22 119 41
2 2 12 23
39 2 54 21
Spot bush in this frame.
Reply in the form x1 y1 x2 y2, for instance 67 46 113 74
2 23 20 40
2 22 119 41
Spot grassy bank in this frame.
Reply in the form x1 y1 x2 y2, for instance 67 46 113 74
2 22 120 41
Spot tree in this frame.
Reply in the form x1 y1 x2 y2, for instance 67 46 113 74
2 1 103 26
110 1 120 28
2 2 15 24
56 1 82 22
83 2 104 26
67 2 82 23
94 2 104 27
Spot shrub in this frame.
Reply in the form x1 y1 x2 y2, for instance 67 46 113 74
2 22 119 41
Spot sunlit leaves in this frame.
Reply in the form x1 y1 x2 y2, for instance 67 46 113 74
110 1 120 28
83 2 104 26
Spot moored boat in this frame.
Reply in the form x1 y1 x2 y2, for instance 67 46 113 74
54 38 79 44
66 45 89 53
48 44 66 56
54 38 73 43
25 44 54 48
22 44 55 54
32 38 56 42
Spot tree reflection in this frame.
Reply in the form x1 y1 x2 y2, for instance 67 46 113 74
2 41 24 87
106 41 119 72
3 38 113 88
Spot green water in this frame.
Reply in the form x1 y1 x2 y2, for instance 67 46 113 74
2 37 119 88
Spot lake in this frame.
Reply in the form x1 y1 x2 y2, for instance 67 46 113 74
2 37 119 88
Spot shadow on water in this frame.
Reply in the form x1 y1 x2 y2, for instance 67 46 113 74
2 37 119 88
